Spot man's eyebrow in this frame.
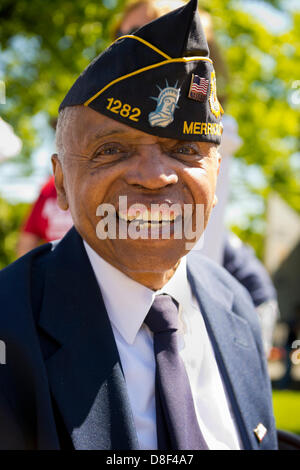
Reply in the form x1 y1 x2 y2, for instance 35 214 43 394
91 129 130 141
168 139 211 151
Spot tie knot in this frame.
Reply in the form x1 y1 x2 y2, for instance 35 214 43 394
144 294 179 334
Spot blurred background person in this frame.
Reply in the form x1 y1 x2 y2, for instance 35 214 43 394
224 231 279 355
17 174 73 256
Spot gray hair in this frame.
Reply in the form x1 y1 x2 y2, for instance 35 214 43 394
55 106 78 161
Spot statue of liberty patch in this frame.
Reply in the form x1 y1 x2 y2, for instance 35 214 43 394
209 71 224 118
148 81 180 128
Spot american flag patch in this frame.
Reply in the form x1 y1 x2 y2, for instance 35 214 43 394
188 74 209 102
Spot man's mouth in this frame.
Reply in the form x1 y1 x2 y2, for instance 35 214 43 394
117 204 182 227
95 200 196 242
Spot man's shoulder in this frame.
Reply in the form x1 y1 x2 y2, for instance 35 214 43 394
187 250 261 334
0 229 80 329
0 242 52 283
0 243 53 323
187 248 253 297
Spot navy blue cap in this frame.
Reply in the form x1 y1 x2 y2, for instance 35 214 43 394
59 0 223 144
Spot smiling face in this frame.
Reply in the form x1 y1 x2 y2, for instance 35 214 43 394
53 106 220 287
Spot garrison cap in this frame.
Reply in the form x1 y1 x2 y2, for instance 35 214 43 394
59 0 223 144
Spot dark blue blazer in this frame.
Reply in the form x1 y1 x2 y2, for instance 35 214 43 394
0 227 278 450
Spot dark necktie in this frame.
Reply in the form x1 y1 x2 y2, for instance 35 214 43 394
144 294 209 450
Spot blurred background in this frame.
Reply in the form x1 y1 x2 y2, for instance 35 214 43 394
0 0 299 434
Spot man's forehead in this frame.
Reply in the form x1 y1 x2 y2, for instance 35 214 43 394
63 106 172 144
61 105 218 154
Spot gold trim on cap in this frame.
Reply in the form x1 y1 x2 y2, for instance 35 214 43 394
84 56 213 106
116 35 172 60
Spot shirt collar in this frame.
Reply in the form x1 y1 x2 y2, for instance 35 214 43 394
83 240 192 345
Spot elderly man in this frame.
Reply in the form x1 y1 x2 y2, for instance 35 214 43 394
0 0 277 450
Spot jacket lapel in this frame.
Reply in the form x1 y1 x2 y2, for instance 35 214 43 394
187 254 276 450
37 228 139 450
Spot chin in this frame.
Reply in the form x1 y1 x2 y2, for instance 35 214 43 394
112 238 187 274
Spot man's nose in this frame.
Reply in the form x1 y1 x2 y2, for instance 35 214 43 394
124 146 178 190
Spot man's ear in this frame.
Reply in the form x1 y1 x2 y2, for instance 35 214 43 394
212 194 218 208
51 154 69 211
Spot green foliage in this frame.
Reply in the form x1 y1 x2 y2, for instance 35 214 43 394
272 390 300 434
0 0 127 159
230 222 265 261
224 7 300 209
201 0 300 250
0 196 29 268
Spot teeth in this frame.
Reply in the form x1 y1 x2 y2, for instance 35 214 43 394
118 213 129 221
129 220 171 228
118 209 178 222
142 211 149 222
128 213 140 221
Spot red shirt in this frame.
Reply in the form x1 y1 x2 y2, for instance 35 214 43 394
22 176 73 242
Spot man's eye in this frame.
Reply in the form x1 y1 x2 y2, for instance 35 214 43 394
173 145 197 155
96 144 124 156
91 143 130 163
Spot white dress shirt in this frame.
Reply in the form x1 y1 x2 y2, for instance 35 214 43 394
84 241 242 450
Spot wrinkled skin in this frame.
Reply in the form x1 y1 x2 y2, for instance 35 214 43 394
52 106 220 290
